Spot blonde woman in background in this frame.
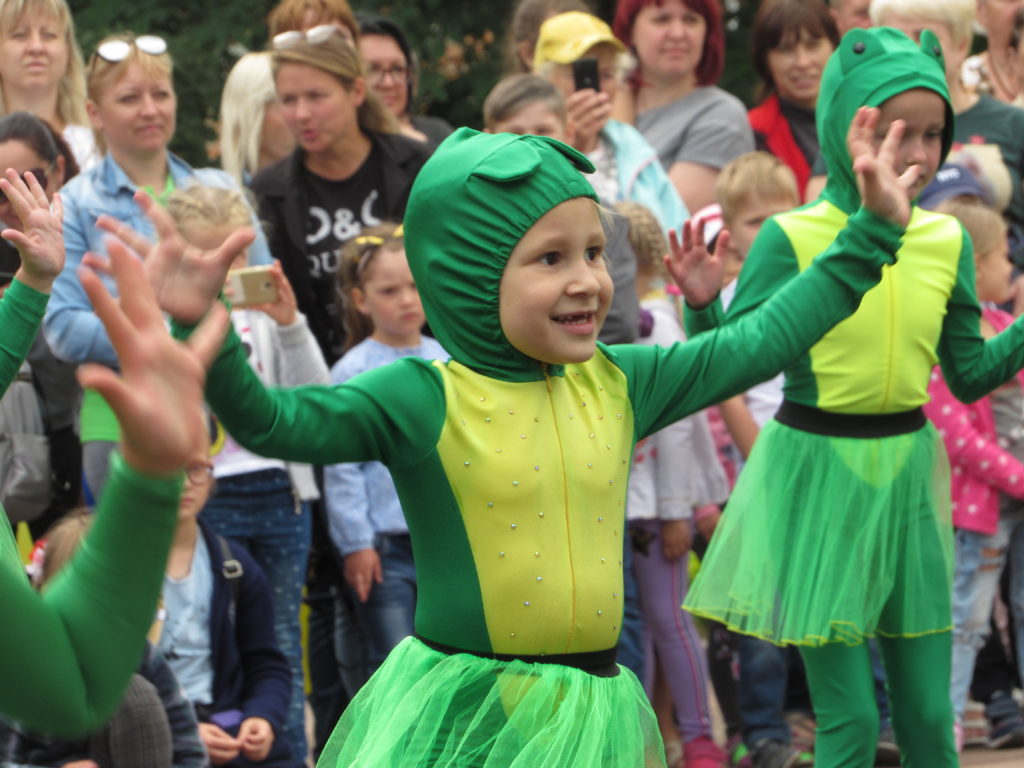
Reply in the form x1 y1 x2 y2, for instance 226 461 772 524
43 34 272 502
0 0 97 169
218 51 295 186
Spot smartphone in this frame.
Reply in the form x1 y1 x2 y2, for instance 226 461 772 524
227 265 278 307
572 57 600 92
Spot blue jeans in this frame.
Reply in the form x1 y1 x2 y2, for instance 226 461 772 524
334 533 417 690
200 468 311 765
352 533 417 674
950 508 1024 719
619 531 646 679
738 635 793 746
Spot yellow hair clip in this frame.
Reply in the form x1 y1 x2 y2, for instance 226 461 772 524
392 224 404 238
354 235 385 246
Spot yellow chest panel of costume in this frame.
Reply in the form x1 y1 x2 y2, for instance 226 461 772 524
433 356 634 655
779 204 962 413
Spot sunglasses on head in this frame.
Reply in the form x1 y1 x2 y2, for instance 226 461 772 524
0 167 50 204
94 35 168 64
272 24 347 50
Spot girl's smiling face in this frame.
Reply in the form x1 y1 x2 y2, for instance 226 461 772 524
498 197 612 365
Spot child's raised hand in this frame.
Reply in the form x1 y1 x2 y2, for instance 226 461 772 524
848 106 916 229
1 168 64 293
665 219 728 309
238 716 275 761
250 260 298 326
96 190 254 326
76 236 228 477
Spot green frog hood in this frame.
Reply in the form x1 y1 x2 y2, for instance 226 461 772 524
404 128 597 382
818 26 953 214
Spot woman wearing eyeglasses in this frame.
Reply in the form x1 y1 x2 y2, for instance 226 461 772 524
0 0 98 170
43 34 273 501
356 14 452 149
251 31 430 365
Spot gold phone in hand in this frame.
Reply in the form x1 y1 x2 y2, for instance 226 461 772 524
227 265 278 307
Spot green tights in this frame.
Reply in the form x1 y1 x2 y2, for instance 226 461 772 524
798 632 956 768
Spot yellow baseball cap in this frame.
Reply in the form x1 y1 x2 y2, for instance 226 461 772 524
533 11 626 71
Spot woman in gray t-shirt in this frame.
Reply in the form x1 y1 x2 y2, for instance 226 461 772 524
612 0 754 213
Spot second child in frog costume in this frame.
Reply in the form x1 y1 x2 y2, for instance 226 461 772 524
684 26 1024 768
126 35 923 762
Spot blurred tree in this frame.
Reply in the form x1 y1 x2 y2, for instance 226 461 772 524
67 0 757 167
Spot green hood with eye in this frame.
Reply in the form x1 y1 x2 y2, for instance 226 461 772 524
818 26 953 213
403 128 597 382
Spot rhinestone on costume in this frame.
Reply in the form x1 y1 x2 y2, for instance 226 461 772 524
511 524 518 530
612 593 618 598
589 433 595 439
464 461 471 467
580 401 586 407
487 502 494 508
616 414 623 420
534 465 540 471
520 434 526 439
587 463 593 468
597 610 603 616
510 632 516 638
485 417 492 423
524 601 530 607
480 397 486 401
534 552 540 558
538 511 545 518
496 448 502 453
499 552 505 557
536 576 543 582
598 516 604 523
608 480 614 485
512 480 519 487
509 409 515 415
601 557 606 563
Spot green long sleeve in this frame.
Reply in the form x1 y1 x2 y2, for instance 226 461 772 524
195 322 445 468
937 226 1024 403
0 279 47 393
1 279 182 735
612 206 902 438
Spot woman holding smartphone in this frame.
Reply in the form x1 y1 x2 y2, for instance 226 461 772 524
43 33 272 499
251 29 430 365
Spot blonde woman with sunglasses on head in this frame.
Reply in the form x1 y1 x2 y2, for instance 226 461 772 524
251 30 429 365
0 0 97 170
43 33 273 502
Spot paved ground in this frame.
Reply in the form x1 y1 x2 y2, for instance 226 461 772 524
960 745 1024 765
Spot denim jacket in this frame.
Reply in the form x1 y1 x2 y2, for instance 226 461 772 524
44 152 272 367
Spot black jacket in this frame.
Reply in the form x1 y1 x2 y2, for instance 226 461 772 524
249 132 431 364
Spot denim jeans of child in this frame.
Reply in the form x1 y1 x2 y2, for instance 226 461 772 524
950 507 1024 720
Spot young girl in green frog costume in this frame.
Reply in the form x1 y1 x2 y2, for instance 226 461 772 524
105 29 929 762
682 26 1024 768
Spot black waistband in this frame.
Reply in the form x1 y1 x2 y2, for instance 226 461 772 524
414 634 620 678
775 400 926 438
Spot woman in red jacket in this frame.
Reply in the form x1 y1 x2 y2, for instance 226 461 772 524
748 0 838 200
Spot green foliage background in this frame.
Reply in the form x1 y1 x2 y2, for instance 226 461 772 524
68 0 758 168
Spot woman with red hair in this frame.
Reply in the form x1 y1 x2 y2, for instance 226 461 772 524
613 0 754 213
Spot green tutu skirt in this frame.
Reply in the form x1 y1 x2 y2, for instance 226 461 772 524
317 636 665 767
685 419 953 646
